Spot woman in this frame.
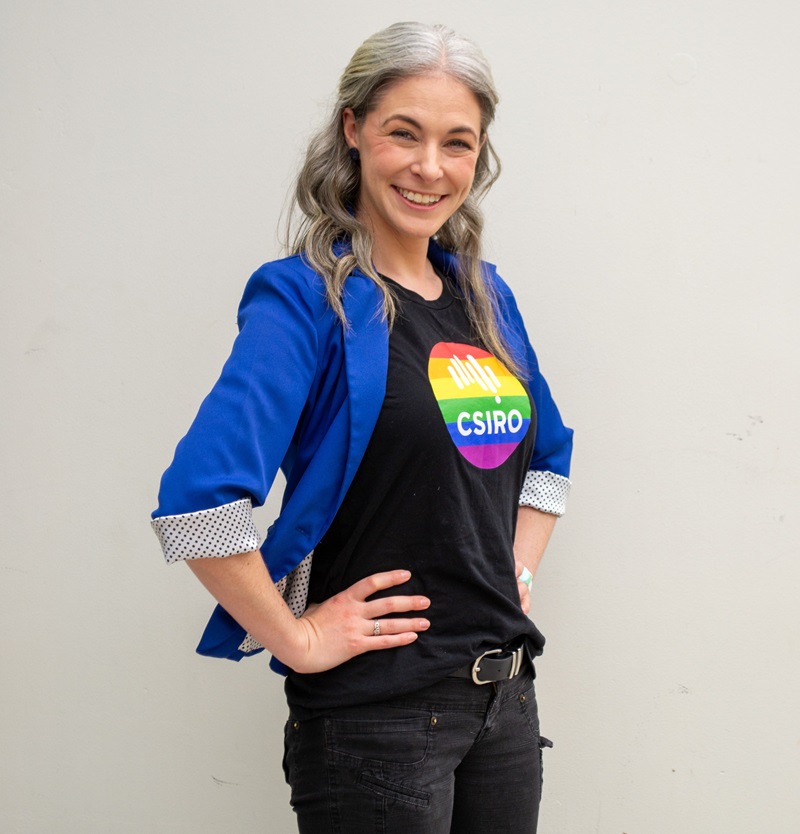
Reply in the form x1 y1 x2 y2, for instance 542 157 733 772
152 21 572 834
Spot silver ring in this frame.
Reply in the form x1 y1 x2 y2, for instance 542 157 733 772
373 620 381 637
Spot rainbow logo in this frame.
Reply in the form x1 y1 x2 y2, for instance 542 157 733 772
427 342 531 469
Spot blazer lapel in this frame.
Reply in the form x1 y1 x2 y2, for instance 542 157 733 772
337 271 389 510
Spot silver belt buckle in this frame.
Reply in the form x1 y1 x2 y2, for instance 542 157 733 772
471 648 503 685
470 645 525 685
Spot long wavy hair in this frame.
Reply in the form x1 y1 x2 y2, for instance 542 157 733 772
286 22 519 372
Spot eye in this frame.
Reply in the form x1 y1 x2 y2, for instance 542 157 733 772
390 129 416 141
446 138 474 151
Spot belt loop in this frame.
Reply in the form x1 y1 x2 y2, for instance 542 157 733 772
511 645 523 678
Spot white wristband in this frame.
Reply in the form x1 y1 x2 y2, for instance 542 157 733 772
518 566 533 589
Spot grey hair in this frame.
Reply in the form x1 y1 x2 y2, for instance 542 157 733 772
286 22 518 372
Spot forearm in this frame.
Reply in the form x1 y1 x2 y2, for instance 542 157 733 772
513 506 557 582
186 551 304 666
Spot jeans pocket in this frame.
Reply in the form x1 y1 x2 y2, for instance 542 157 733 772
538 735 553 792
516 675 542 740
324 710 437 772
282 716 300 785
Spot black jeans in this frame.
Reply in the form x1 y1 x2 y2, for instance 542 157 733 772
283 667 551 834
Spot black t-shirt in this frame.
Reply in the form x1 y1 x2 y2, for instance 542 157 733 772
285 276 540 711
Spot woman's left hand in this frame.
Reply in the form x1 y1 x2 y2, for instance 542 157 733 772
515 560 532 615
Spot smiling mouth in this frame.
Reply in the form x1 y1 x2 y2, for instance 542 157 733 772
395 187 444 206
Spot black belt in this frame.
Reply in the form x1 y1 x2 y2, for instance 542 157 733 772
448 643 528 685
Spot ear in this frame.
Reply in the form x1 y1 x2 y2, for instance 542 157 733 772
342 107 359 150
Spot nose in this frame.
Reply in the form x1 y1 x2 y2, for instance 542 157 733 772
411 143 442 183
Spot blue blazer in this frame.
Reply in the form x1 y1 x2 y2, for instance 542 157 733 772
153 241 573 671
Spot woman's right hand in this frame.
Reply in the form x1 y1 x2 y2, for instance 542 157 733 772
283 569 431 674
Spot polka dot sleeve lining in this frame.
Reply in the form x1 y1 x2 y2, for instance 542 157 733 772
519 470 571 516
151 498 260 564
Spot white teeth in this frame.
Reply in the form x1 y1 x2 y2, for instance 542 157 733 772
397 188 442 205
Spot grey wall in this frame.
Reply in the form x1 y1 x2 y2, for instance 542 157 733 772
2 1 798 831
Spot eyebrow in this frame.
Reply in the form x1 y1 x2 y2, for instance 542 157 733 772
382 115 480 141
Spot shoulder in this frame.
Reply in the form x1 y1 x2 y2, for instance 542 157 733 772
236 253 354 348
240 253 329 317
240 252 381 318
236 252 386 360
483 260 516 305
477 258 535 375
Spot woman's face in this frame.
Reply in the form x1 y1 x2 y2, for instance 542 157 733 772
343 73 484 254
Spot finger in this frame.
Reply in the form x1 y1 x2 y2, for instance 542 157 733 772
346 569 414 601
517 582 531 615
359 631 424 653
365 616 430 637
363 594 430 618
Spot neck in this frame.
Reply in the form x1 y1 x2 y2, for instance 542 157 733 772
371 237 441 300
